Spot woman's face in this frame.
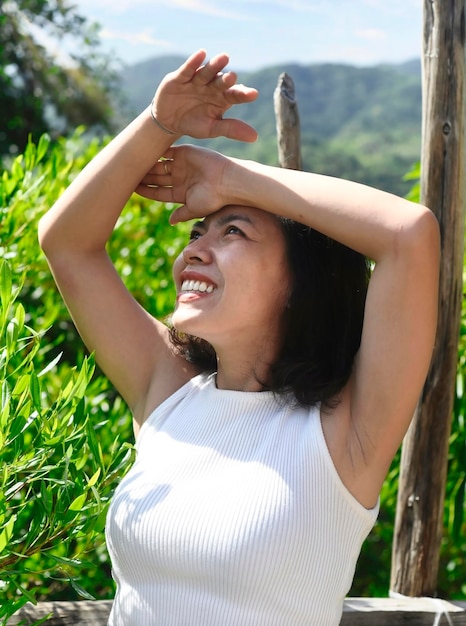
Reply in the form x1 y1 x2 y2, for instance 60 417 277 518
172 206 292 355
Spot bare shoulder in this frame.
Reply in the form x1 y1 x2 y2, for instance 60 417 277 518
133 339 200 429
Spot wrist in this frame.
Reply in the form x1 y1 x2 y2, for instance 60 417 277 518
224 157 260 206
149 99 177 135
149 100 177 135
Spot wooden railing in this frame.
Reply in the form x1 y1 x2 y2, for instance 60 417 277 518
6 598 466 625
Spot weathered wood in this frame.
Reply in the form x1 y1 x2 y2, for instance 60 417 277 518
6 598 466 625
343 598 466 625
6 600 113 625
391 0 466 596
273 72 303 170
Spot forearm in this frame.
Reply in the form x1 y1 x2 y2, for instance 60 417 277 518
226 158 432 262
39 106 176 257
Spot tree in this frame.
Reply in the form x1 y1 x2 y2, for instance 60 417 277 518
0 0 118 157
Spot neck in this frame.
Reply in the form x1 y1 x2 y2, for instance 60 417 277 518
215 363 264 392
213 339 279 393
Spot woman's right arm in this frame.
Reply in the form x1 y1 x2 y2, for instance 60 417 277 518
38 50 258 423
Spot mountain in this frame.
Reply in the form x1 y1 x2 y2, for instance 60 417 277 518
118 57 422 196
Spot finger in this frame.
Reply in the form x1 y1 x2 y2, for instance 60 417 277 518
139 160 172 186
210 118 258 143
134 183 175 203
224 85 259 104
176 49 208 82
169 204 192 225
214 71 237 91
145 154 175 176
141 164 159 177
162 147 176 160
138 174 158 187
161 159 172 176
194 52 230 84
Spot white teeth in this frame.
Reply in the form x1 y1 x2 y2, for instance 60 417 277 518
181 280 214 293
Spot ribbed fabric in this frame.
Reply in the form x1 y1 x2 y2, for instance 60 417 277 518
106 373 378 626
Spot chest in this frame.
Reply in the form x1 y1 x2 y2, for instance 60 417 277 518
107 443 348 626
107 426 318 581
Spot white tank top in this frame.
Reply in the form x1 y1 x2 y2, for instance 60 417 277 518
106 373 378 626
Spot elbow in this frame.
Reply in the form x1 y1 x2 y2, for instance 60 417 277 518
37 214 50 255
38 205 81 260
412 204 440 262
38 209 72 264
396 204 440 269
37 212 56 259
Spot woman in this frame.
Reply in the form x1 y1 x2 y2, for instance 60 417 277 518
39 50 440 626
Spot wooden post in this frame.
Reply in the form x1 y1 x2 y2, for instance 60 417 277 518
390 0 466 596
274 73 303 170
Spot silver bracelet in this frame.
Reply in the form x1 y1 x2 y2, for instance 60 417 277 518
150 99 176 135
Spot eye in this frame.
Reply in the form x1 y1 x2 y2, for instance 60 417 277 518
225 225 244 236
189 228 202 241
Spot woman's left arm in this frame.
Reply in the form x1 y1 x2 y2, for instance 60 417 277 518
232 157 440 504
142 146 440 503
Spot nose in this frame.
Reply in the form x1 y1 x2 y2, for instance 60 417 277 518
182 237 212 265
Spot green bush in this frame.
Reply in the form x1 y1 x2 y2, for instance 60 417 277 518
0 138 464 624
0 132 189 623
0 259 130 618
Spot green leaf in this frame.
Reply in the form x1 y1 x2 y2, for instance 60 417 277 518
40 479 53 515
69 577 96 601
49 554 84 568
37 351 63 377
68 493 87 512
23 139 36 171
14 302 25 333
4 481 25 499
29 371 42 412
0 529 7 553
11 156 24 184
452 477 465 540
0 515 15 553
36 133 51 162
11 579 37 604
11 375 30 397
93 506 108 534
403 161 421 181
1 381 11 428
0 260 12 314
87 468 101 488
6 318 19 354
75 452 88 471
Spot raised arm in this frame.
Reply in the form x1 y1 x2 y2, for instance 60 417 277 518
142 145 440 505
38 51 258 425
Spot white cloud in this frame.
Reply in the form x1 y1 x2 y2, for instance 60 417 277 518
73 0 326 18
75 0 246 19
233 0 326 12
100 28 169 48
167 0 245 18
362 0 422 14
252 0 312 7
356 28 387 42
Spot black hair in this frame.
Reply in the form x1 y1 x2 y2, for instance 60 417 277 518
169 218 370 408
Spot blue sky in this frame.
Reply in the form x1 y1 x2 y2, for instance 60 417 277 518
71 0 423 71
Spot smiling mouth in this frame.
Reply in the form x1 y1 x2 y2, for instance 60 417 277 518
180 280 215 293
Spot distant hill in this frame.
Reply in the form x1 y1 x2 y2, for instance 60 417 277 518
118 56 422 196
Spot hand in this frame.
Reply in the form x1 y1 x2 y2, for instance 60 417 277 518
152 49 259 142
135 145 232 224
